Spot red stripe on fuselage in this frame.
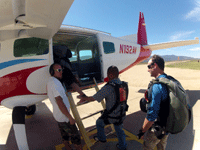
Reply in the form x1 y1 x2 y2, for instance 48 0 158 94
104 46 151 82
0 66 46 103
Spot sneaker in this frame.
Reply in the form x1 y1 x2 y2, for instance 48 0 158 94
116 143 127 150
93 136 106 143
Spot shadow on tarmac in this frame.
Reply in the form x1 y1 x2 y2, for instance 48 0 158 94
129 89 200 150
0 90 199 150
0 102 63 150
165 90 200 150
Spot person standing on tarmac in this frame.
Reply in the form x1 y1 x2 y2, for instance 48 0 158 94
47 63 83 150
139 55 170 150
78 66 128 150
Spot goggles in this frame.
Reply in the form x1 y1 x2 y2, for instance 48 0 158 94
54 68 63 72
147 62 154 69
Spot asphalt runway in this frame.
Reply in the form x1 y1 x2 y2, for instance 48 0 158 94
1 63 200 150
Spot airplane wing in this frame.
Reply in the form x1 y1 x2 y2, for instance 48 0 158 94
0 0 74 41
144 37 199 51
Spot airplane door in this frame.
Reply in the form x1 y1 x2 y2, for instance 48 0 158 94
76 36 102 86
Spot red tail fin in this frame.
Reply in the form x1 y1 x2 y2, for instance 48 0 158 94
137 12 148 45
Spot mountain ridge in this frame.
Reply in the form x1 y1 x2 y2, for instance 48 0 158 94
142 55 199 62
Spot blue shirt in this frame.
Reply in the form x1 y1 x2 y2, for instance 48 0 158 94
147 74 169 121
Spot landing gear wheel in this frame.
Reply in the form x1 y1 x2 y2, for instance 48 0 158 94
25 105 36 115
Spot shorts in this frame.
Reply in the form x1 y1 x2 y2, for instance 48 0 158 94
143 130 169 150
57 122 81 145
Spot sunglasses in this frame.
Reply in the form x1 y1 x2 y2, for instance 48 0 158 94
54 68 63 72
147 63 154 69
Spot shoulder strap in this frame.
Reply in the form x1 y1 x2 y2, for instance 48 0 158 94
146 77 169 102
158 76 190 109
106 82 120 114
121 81 129 101
147 78 170 127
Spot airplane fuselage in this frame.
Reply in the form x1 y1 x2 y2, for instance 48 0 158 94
0 25 151 109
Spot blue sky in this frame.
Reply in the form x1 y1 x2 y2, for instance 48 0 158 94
63 0 200 58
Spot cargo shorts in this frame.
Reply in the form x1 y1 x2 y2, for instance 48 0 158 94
143 130 169 150
57 122 81 145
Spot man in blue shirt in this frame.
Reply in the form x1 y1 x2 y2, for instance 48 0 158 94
140 55 169 150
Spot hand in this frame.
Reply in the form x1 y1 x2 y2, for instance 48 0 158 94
77 94 87 99
77 94 89 105
69 118 76 125
77 95 82 99
77 99 88 105
137 129 145 139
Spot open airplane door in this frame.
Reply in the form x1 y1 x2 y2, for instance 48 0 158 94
53 26 103 88
0 0 74 149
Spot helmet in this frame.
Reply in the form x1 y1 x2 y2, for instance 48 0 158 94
140 97 148 113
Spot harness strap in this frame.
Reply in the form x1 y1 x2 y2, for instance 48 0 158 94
106 83 120 114
101 81 128 125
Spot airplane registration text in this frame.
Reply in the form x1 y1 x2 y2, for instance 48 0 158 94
119 44 137 54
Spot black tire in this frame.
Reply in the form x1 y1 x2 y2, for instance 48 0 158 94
25 105 36 115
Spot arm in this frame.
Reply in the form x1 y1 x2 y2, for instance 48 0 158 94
77 96 95 105
55 96 75 125
139 84 162 139
81 96 95 102
142 117 154 132
71 82 85 96
138 117 155 139
77 84 109 104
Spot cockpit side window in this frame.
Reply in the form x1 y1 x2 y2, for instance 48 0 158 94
103 42 115 54
14 37 49 57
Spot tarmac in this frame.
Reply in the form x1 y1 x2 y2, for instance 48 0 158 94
1 62 200 150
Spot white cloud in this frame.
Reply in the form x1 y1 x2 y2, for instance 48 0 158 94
189 47 200 51
170 31 195 41
185 0 200 21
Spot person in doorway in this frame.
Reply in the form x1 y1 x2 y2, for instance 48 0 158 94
53 45 85 98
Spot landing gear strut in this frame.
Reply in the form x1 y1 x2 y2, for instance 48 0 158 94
12 106 29 150
25 105 36 116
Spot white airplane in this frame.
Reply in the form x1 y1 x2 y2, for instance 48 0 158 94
0 0 199 149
